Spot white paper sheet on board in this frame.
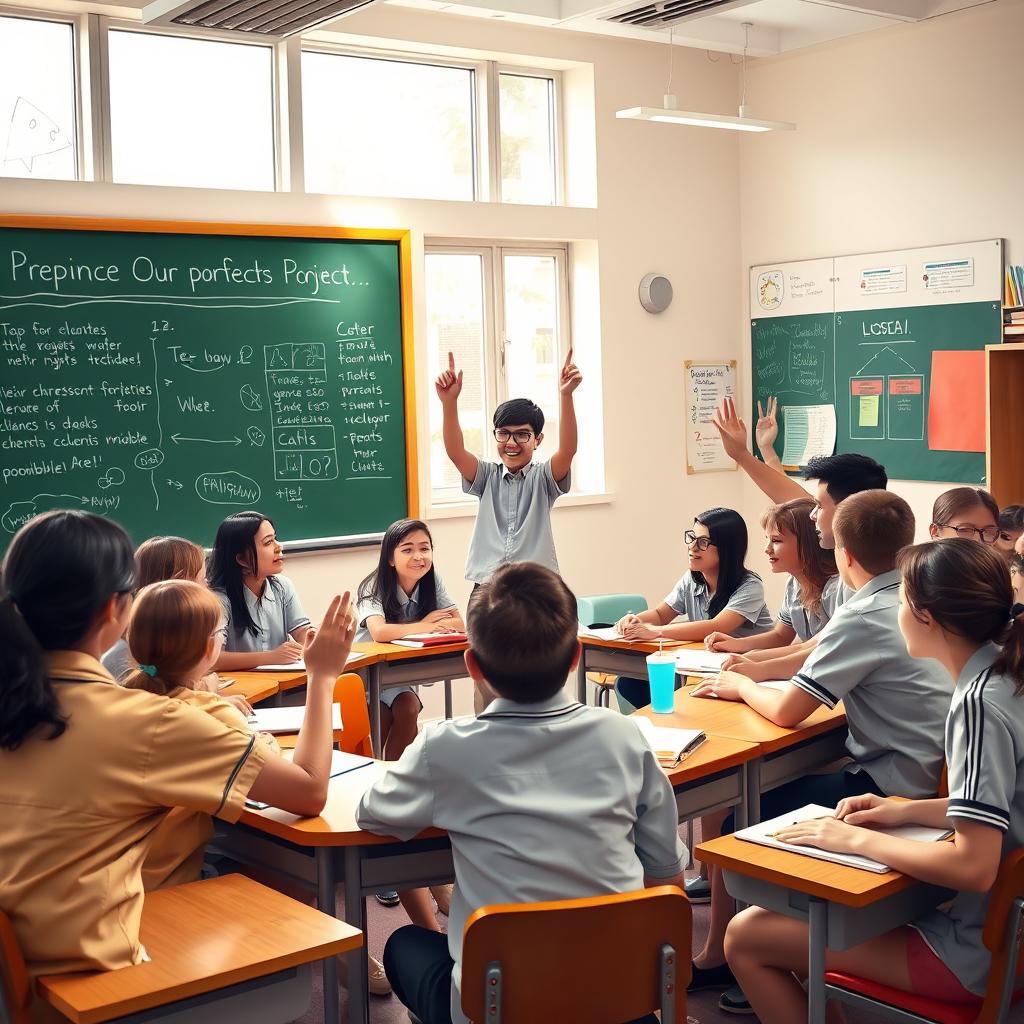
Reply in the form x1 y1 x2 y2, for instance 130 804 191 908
781 404 837 467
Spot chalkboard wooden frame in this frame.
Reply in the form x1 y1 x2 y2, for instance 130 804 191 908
0 214 419 552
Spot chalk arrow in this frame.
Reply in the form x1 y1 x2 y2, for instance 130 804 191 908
181 363 224 374
165 478 184 490
164 379 173 387
170 433 241 446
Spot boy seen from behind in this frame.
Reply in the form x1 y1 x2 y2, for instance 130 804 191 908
357 562 687 1024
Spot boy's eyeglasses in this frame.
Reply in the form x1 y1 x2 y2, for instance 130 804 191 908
684 530 715 551
494 428 535 444
933 523 1000 544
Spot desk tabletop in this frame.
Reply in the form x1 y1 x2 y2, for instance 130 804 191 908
696 834 915 908
638 685 846 754
351 640 469 662
578 635 696 654
663 735 759 786
218 675 280 704
37 875 361 1024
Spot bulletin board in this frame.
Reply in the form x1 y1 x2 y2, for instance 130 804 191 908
749 240 1003 483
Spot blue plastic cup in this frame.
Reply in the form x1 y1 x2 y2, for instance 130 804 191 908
647 652 677 714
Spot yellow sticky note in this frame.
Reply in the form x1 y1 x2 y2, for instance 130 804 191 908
859 394 879 427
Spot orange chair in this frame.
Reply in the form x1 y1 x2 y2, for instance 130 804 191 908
825 847 1024 1024
461 886 690 1024
275 673 373 755
0 910 31 1024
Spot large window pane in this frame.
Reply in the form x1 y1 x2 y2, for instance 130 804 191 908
426 253 488 493
0 16 76 181
499 74 555 206
108 31 274 191
503 253 561 440
303 53 474 201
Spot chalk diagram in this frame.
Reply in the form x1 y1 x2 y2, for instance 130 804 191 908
849 341 924 443
4 98 71 172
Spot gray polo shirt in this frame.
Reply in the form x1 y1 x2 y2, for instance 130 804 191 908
778 575 841 642
354 573 457 643
792 570 948 798
213 574 310 653
663 571 774 638
356 695 686 1024
912 642 1024 995
462 459 569 584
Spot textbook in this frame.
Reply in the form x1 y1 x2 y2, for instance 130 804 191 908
247 704 343 734
632 717 707 767
736 803 953 874
674 649 730 677
391 632 468 648
246 749 373 809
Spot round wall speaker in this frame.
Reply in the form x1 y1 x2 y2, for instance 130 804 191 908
639 273 673 314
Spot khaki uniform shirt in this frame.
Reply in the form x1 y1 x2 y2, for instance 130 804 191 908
0 652 266 982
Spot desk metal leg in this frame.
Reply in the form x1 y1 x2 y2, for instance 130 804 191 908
343 847 369 1024
316 850 340 1024
807 898 827 1024
576 648 588 704
742 759 762 827
444 679 453 719
369 664 383 757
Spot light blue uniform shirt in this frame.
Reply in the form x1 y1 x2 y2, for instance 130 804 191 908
778 575 841 642
354 573 457 644
913 643 1024 995
214 574 310 654
356 695 686 1023
663 571 774 638
462 459 569 584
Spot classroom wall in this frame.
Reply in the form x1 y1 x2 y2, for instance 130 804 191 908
736 0 1024 610
3 4 747 713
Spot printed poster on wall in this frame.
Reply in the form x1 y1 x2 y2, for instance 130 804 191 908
685 360 737 474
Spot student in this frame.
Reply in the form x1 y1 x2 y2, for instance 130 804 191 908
0 509 354 995
435 348 582 585
614 507 773 711
102 535 207 682
929 486 999 546
208 511 311 671
356 562 686 1024
705 497 839 655
124 579 279 890
997 504 1024 563
725 538 1024 1021
687 491 949 1011
355 519 464 760
1012 553 1024 606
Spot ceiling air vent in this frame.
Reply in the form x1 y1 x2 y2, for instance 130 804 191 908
142 0 378 38
605 0 749 30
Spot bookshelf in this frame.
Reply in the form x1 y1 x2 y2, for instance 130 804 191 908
986 342 1024 505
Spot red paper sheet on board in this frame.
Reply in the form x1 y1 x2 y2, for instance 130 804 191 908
927 350 985 453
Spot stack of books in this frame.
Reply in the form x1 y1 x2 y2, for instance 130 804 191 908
1005 303 1024 339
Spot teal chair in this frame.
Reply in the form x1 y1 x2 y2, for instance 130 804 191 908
577 594 648 708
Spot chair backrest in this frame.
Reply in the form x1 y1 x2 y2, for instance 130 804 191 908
461 886 690 1024
977 846 1024 1023
333 673 373 757
577 594 648 628
0 909 31 1024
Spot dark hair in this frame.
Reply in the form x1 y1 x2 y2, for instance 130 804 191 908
931 487 999 530
0 510 136 750
803 453 888 503
693 507 758 617
999 504 1024 533
493 398 544 436
832 490 915 576
207 511 279 638
761 498 837 616
357 519 439 623
898 538 1024 695
468 562 577 702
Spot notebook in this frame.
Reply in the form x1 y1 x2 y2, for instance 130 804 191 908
578 626 684 646
247 704 343 734
632 717 707 767
674 649 730 677
253 652 364 671
246 749 374 809
391 632 467 648
736 803 953 874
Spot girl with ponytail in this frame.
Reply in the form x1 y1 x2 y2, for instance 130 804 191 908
725 537 1024 1021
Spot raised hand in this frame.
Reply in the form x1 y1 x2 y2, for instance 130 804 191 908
435 351 464 404
711 397 749 462
755 396 779 455
559 347 583 396
303 592 356 680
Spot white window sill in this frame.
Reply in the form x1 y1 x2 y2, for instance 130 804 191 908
425 490 615 521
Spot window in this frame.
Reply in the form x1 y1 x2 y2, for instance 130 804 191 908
302 52 475 201
426 243 596 506
0 15 77 181
107 30 275 191
499 73 556 205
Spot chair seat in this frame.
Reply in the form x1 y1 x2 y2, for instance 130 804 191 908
824 971 981 1024
587 672 617 689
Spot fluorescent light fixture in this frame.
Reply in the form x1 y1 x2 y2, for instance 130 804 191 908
616 106 794 132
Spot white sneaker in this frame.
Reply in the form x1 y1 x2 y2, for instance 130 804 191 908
337 953 393 996
430 883 453 917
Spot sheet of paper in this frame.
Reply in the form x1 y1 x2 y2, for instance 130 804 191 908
928 350 985 452
685 361 738 474
253 660 305 672
674 649 729 675
781 404 837 467
632 718 706 759
858 394 879 427
248 704 343 734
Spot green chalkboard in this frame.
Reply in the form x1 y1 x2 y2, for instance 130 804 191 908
0 217 416 553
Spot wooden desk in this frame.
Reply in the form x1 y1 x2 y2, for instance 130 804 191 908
37 875 361 1024
697 835 949 1024
219 674 283 705
575 636 696 703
